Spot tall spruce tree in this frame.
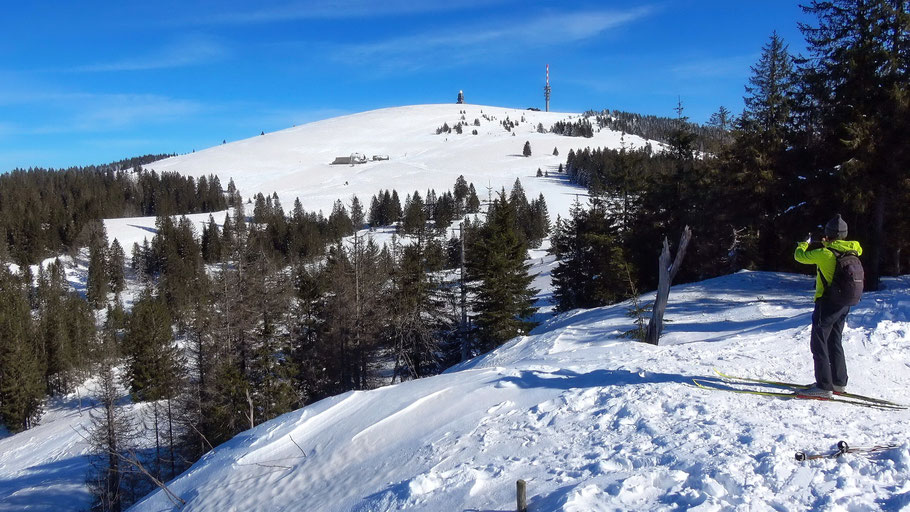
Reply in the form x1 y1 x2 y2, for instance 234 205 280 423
799 0 910 288
108 239 125 296
243 246 297 425
37 259 93 395
124 290 184 481
0 268 44 432
350 196 365 230
86 231 109 309
321 235 388 393
388 237 452 380
401 191 427 236
729 31 798 269
468 192 538 352
201 215 223 263
453 175 470 214
551 199 630 311
290 262 326 402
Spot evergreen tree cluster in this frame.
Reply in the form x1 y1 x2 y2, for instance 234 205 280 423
549 119 594 138
564 144 662 195
68 173 547 503
368 189 403 227
581 109 727 154
0 261 96 433
550 198 632 312
201 194 353 268
85 225 127 309
552 3 910 310
367 176 484 231
0 160 230 265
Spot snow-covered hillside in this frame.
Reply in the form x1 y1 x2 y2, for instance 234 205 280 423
146 104 648 220
3 104 908 511
129 271 910 511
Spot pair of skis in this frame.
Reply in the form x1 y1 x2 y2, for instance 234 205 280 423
795 440 900 461
693 370 906 410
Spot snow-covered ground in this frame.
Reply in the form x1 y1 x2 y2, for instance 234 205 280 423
0 372 156 512
128 271 910 512
3 104 908 511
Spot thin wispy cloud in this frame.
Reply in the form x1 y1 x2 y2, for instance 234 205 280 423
333 7 656 72
241 106 351 130
671 54 756 80
0 88 205 134
76 94 204 129
196 0 509 24
0 122 18 140
73 36 227 72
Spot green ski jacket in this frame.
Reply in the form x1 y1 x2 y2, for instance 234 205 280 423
794 240 863 300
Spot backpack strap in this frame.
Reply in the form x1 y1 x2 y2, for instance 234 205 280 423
816 247 843 290
818 248 858 290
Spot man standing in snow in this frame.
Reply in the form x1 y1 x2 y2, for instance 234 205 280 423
793 214 863 398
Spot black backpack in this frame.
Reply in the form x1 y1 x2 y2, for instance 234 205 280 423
820 249 864 306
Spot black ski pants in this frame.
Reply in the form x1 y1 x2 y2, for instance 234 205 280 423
810 298 850 391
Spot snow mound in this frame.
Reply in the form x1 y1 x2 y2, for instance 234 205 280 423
130 271 910 511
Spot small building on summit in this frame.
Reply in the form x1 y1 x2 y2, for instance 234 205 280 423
331 153 368 165
457 90 465 104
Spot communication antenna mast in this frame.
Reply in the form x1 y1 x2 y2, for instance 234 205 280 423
544 64 551 112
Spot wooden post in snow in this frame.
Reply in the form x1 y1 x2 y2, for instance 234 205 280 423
645 226 692 345
516 480 528 512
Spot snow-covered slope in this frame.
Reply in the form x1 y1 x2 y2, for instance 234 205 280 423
4 105 909 511
0 372 154 512
130 271 910 511
146 104 646 220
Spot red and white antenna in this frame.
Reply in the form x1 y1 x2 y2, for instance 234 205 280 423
544 64 551 112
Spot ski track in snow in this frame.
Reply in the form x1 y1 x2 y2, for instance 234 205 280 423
2 105 909 511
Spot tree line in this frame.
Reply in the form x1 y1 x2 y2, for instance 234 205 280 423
550 2 909 315
0 157 232 266
0 172 550 510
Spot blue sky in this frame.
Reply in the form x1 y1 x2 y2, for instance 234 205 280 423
0 0 812 172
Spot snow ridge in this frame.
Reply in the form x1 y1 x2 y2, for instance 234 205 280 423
130 272 910 511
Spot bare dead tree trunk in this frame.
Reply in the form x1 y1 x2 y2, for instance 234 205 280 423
118 450 186 508
645 226 692 345
245 387 254 430
459 222 470 362
868 189 885 291
167 398 176 480
152 402 161 481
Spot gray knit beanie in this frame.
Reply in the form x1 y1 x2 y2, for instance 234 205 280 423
825 214 848 240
